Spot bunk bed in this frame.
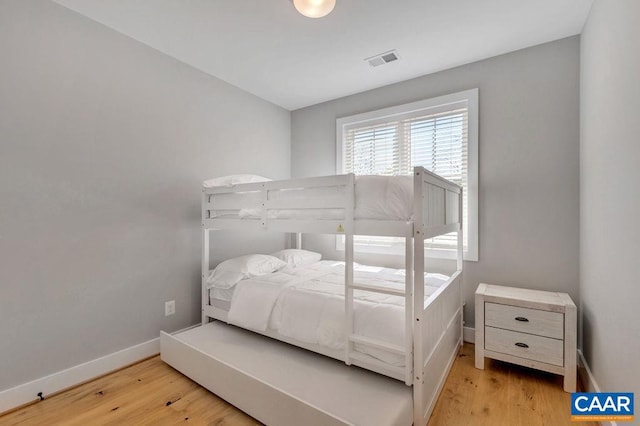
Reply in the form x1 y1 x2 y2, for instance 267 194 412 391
161 166 464 426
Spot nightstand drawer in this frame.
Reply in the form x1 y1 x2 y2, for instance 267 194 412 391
485 326 564 366
485 302 563 339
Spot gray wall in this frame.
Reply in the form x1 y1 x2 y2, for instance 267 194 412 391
0 0 290 391
291 37 580 328
580 0 640 394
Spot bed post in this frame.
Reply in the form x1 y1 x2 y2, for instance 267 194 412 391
413 167 425 424
202 188 211 325
404 236 414 386
457 189 464 346
456 189 464 272
344 173 355 366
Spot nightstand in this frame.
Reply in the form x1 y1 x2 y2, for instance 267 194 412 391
475 283 576 392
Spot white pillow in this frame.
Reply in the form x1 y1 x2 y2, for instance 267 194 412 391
207 254 287 289
270 249 322 267
206 270 245 289
203 174 271 188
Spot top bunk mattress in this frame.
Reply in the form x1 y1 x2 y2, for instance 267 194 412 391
205 175 414 221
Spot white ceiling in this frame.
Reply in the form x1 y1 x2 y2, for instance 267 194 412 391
53 0 593 110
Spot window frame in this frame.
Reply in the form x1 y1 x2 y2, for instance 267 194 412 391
335 88 479 261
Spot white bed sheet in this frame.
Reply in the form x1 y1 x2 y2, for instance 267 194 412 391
208 175 414 221
211 286 235 303
211 261 448 367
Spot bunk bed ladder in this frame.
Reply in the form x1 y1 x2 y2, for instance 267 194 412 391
344 234 414 386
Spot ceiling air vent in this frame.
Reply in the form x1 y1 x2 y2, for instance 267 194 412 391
365 50 400 67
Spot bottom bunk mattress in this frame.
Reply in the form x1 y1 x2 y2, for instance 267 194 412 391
208 260 449 368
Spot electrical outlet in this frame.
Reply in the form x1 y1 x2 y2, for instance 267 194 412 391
165 300 175 316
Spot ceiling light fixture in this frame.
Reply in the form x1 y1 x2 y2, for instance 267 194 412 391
293 0 336 18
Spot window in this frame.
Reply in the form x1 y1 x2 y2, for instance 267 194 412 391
336 89 478 261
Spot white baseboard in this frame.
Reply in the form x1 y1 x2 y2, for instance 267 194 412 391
577 349 601 393
463 326 475 344
577 350 615 426
0 337 160 414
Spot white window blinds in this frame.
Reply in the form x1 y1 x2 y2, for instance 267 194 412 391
339 95 474 255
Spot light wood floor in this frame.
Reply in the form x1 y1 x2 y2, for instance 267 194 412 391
427 344 594 426
1 344 593 426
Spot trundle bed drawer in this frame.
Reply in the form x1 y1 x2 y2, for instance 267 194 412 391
484 326 564 367
485 302 564 339
160 322 412 426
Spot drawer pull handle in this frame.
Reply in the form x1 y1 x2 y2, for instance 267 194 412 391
515 316 529 322
515 342 529 348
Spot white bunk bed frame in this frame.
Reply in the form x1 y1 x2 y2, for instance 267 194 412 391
166 166 463 425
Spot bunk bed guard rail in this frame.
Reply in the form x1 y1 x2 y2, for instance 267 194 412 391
202 174 355 235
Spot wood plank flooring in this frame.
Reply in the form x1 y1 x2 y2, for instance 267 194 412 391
0 356 259 426
427 344 595 426
1 344 593 426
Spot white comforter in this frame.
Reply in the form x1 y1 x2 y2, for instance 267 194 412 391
226 261 448 367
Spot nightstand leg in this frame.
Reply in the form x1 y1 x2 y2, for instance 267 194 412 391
564 303 577 392
564 370 576 393
475 340 484 369
475 290 485 369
